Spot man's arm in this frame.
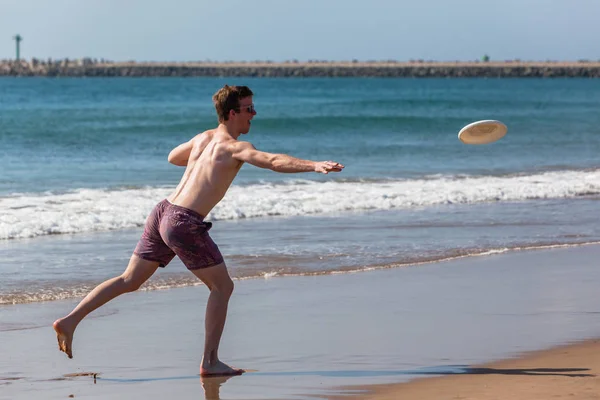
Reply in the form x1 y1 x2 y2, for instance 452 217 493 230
168 140 193 166
232 142 344 174
168 133 210 166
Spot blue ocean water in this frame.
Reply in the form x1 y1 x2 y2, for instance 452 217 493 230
1 77 600 305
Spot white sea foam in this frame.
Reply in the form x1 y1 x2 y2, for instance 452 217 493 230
261 271 279 279
1 169 599 240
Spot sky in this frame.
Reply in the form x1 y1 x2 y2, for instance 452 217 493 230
1 0 599 62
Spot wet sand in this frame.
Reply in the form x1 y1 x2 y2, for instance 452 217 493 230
333 338 600 400
1 244 599 399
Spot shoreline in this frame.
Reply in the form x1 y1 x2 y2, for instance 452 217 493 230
2 60 600 77
331 338 600 400
2 242 600 399
3 239 600 307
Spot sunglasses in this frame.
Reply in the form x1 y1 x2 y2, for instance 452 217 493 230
236 104 255 114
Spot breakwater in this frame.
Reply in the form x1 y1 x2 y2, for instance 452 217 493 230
2 60 600 78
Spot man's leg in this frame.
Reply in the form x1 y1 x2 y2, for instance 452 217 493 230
53 255 160 358
190 262 243 376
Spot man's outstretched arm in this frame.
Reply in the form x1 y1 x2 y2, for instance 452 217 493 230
232 142 344 174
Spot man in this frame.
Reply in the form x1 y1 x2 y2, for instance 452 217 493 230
53 85 344 376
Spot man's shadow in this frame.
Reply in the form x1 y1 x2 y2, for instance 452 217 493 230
459 367 593 377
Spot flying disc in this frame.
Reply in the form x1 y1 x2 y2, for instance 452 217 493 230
458 120 507 145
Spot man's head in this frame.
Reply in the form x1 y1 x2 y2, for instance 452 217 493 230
213 85 256 134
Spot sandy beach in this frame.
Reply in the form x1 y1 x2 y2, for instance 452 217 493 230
1 244 599 399
334 339 600 400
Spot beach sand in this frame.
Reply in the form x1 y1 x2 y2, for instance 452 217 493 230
332 339 600 400
1 244 599 399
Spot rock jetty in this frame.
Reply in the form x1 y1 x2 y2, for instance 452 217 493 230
2 59 600 78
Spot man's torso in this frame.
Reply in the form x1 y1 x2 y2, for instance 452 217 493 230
168 129 243 216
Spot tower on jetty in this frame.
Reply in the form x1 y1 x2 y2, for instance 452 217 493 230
13 34 23 61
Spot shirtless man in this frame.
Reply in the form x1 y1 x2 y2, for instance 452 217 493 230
53 85 344 376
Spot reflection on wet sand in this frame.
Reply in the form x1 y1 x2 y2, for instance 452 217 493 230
200 374 238 400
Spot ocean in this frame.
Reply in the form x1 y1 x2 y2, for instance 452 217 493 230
1 77 600 307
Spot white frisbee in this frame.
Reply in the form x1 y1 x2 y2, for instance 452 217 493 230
458 120 507 145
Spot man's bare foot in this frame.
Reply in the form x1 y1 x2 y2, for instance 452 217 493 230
53 318 75 359
200 360 244 377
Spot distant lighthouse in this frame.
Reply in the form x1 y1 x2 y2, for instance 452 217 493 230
13 34 23 61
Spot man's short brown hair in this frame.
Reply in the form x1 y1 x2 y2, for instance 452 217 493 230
212 85 254 123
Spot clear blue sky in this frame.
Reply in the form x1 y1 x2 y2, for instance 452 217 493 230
1 0 599 62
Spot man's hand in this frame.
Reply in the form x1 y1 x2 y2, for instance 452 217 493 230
315 161 344 174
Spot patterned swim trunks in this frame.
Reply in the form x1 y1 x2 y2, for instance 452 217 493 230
133 199 224 270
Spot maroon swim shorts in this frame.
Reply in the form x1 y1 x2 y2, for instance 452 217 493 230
133 199 224 270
